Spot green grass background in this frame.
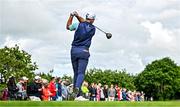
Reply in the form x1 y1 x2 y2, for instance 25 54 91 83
0 101 180 107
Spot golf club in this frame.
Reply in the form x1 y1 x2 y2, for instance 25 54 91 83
95 26 112 39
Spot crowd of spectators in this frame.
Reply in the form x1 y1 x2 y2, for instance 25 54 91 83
1 76 145 101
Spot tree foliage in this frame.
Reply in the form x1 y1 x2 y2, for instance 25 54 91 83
61 74 73 84
0 45 38 82
135 57 180 100
0 45 179 101
85 68 136 90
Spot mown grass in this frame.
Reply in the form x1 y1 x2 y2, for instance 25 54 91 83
0 101 179 107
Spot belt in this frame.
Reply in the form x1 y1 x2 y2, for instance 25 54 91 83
72 46 89 50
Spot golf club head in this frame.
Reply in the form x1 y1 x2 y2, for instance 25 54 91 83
106 33 112 39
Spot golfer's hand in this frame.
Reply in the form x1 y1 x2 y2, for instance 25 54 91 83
70 11 78 17
73 11 78 16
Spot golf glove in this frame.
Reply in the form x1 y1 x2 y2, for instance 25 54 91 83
70 11 78 16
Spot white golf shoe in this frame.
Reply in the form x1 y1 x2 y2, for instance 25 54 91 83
74 96 89 101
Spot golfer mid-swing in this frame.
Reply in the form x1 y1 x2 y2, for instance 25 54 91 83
66 11 96 100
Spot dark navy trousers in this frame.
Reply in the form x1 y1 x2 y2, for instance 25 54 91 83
71 47 90 90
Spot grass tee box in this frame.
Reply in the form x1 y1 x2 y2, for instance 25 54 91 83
0 101 179 107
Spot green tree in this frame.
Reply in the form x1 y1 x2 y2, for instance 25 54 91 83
135 57 180 100
62 74 73 84
39 73 53 82
85 68 135 90
0 45 38 82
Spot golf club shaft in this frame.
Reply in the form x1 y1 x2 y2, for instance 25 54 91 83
95 26 107 34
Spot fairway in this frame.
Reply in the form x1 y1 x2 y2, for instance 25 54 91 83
0 101 179 107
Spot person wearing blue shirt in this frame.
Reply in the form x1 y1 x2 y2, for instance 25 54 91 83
66 11 96 101
56 77 62 101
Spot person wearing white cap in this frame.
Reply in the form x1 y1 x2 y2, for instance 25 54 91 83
22 76 28 81
22 76 29 100
34 76 41 80
66 11 96 101
27 76 42 101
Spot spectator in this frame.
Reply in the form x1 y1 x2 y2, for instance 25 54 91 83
114 85 119 101
140 91 145 101
67 84 73 95
16 78 24 100
81 81 89 99
1 88 8 100
48 77 57 101
96 83 101 101
61 81 69 100
108 84 115 101
117 87 122 101
126 91 131 101
122 88 127 101
104 85 109 101
42 82 52 101
56 77 62 101
7 76 19 100
135 91 139 101
130 91 135 101
89 83 97 101
27 76 42 101
22 76 28 100
100 86 105 101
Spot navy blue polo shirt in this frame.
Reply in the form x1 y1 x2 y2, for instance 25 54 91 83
69 21 96 49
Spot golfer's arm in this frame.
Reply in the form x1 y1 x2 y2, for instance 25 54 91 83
75 15 85 23
66 15 74 30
